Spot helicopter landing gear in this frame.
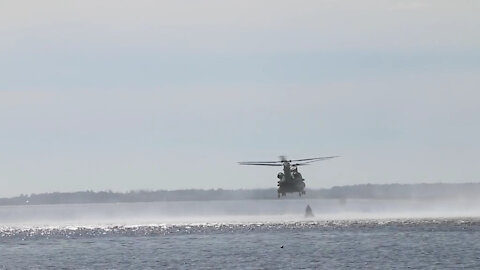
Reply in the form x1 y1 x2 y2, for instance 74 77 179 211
278 193 280 198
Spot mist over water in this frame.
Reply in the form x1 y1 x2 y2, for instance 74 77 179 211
2 198 480 229
3 198 480 269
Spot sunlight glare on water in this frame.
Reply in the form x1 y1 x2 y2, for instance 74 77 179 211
2 199 480 269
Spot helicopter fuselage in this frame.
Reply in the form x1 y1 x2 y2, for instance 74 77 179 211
276 162 306 197
238 156 338 198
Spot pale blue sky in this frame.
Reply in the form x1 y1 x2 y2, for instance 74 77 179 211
1 0 479 197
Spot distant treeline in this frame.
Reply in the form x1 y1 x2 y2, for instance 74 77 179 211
1 183 479 206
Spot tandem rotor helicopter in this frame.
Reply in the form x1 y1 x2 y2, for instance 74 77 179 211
239 156 339 198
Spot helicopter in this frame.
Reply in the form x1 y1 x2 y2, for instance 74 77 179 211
239 156 338 198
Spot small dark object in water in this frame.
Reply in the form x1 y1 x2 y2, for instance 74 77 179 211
280 245 284 248
305 205 314 217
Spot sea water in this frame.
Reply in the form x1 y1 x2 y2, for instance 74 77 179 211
1 199 480 269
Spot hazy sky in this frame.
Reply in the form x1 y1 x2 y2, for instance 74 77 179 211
1 0 479 197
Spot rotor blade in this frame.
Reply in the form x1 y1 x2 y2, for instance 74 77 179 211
238 160 284 164
292 163 309 166
238 162 283 166
239 156 339 165
290 156 340 162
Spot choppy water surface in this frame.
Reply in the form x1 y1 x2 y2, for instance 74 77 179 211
2 199 480 269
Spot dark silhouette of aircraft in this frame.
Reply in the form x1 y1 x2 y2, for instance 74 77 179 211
239 156 338 198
